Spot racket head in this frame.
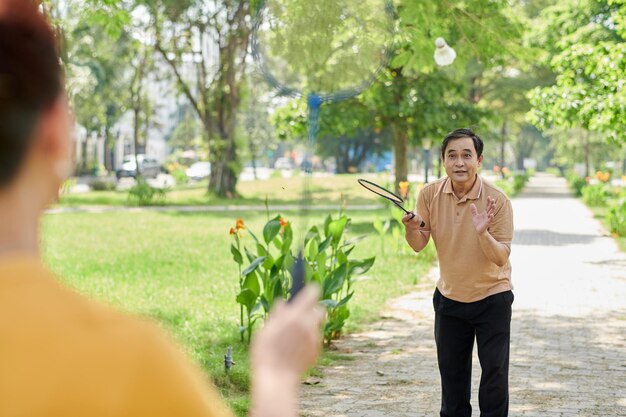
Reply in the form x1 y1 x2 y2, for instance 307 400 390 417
252 0 394 100
357 178 404 204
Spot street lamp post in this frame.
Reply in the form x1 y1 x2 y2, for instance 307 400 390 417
422 138 432 183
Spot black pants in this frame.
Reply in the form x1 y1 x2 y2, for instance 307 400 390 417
433 288 514 417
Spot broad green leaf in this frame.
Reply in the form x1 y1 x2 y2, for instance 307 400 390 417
245 248 256 263
236 288 258 312
336 292 354 308
319 299 338 308
272 278 283 301
323 263 347 298
262 253 274 270
242 272 261 297
263 217 282 244
342 235 368 247
307 237 319 259
242 256 266 277
282 224 293 252
305 226 320 247
230 244 243 265
337 250 348 266
316 251 327 277
318 236 333 253
323 215 333 238
349 257 376 276
328 216 349 245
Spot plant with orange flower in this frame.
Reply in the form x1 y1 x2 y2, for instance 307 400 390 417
229 212 375 345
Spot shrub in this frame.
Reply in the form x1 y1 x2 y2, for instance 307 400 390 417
128 177 166 205
607 199 626 236
88 178 116 191
581 183 609 207
567 174 587 197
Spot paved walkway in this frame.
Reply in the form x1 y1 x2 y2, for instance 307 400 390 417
299 173 626 417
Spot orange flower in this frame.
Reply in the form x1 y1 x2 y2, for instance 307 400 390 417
235 219 245 230
501 167 510 176
279 217 289 227
229 227 236 235
398 181 409 199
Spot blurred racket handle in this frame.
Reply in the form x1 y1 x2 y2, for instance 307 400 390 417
289 251 306 303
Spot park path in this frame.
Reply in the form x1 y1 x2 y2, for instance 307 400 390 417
299 173 626 417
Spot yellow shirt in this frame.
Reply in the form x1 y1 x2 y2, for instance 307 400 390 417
416 175 514 302
0 255 235 417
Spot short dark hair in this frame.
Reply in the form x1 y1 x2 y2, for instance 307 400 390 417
441 128 484 159
0 1 62 187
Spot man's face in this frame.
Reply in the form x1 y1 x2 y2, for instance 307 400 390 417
442 137 483 186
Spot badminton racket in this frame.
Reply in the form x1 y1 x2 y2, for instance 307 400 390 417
358 179 425 227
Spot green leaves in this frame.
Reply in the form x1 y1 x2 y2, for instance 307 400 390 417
229 212 375 346
230 244 243 265
263 216 282 244
242 256 266 277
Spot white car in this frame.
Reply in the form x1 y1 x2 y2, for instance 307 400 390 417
186 162 211 180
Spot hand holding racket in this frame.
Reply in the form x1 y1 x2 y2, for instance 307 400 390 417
401 210 426 232
357 179 425 227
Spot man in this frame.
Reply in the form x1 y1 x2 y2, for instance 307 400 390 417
402 128 514 417
0 2 324 417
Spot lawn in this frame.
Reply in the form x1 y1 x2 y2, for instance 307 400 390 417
41 207 435 416
57 173 397 207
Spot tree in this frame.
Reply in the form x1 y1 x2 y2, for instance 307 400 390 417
138 0 256 197
527 0 626 173
383 0 525 188
272 97 390 173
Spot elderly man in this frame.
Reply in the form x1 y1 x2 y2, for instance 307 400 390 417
403 128 514 417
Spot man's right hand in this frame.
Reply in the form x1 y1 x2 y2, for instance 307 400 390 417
402 212 425 231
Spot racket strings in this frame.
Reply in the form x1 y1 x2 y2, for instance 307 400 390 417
357 179 403 204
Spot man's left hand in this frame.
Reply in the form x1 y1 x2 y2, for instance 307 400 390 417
470 196 495 234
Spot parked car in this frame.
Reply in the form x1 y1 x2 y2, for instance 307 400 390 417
116 155 161 179
186 161 211 181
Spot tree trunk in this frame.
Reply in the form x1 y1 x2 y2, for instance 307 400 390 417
209 135 238 197
133 106 142 177
393 125 408 191
500 120 507 178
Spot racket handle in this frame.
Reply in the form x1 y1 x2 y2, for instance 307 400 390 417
407 212 426 227
289 252 306 303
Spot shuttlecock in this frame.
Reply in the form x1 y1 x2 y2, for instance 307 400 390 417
434 37 456 66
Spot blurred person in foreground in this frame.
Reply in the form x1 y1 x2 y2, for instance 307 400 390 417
0 2 324 417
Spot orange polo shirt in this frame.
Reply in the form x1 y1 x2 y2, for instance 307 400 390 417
0 255 235 417
416 175 513 302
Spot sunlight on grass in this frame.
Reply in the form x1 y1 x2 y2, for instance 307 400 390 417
41 208 434 415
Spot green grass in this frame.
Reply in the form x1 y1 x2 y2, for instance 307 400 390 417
41 208 435 416
57 173 397 207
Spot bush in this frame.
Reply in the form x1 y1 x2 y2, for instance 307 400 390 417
607 199 626 236
128 177 166 205
170 168 188 185
567 174 587 197
494 179 514 197
581 183 609 207
88 178 116 191
512 173 529 194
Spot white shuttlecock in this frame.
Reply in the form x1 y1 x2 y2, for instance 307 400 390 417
434 37 456 66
